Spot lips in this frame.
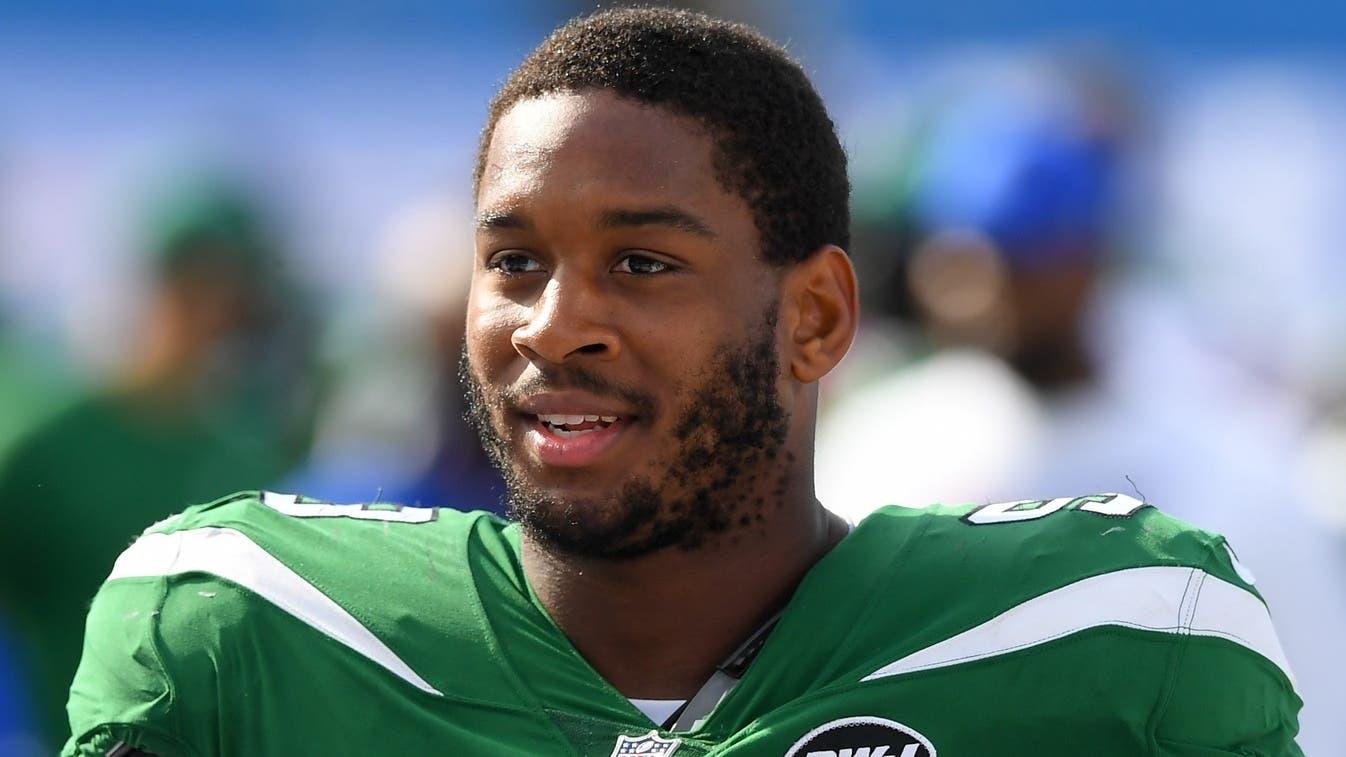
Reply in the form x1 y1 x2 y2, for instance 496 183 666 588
516 392 641 468
524 415 629 467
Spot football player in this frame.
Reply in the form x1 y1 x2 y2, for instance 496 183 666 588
65 8 1302 756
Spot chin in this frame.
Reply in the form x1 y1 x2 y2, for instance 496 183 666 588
518 466 629 501
507 475 681 559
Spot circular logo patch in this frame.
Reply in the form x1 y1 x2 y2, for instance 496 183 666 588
783 716 936 757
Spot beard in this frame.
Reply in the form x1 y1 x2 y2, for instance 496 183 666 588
460 308 790 560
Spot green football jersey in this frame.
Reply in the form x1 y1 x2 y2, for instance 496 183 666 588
65 491 1301 756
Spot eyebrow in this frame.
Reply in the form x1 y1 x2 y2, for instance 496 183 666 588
474 205 717 239
599 206 716 238
475 209 530 231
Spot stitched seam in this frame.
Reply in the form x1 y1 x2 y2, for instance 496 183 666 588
1188 627 1258 648
144 576 193 755
1148 567 1208 754
1176 567 1199 633
1182 569 1207 631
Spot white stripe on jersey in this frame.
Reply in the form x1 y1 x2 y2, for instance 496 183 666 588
109 526 443 696
863 565 1296 691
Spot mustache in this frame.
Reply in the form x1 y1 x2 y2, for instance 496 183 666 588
461 350 658 419
507 365 658 419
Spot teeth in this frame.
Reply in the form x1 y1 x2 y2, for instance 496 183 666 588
535 412 622 432
537 413 620 426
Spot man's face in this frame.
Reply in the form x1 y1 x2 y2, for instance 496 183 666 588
464 89 792 558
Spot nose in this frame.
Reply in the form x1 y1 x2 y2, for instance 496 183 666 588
511 273 620 365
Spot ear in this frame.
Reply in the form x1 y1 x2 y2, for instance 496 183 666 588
782 245 859 384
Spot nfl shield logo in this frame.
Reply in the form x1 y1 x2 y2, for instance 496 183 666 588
609 730 682 756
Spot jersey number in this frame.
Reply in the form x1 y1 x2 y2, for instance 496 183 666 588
262 491 437 523
964 493 1147 525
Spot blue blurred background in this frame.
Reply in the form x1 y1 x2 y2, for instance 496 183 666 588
0 1 1343 753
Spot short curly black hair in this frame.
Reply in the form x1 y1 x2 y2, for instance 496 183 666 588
475 7 850 267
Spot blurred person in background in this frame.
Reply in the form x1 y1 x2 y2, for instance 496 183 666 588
817 62 1345 753
289 195 503 512
0 176 321 749
819 63 1130 510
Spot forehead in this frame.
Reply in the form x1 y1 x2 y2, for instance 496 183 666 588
478 90 725 208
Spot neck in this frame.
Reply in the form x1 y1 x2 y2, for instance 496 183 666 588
522 479 845 700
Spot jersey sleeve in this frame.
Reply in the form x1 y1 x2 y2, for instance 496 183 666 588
1153 536 1303 756
62 577 203 757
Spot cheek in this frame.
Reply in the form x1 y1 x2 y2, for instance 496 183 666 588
465 298 522 368
629 312 715 372
655 316 756 389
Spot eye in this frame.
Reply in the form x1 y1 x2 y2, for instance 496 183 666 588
486 251 544 275
612 252 674 275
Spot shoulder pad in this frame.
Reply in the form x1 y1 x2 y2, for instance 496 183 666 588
817 494 1291 689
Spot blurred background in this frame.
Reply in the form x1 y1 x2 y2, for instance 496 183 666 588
0 0 1342 753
